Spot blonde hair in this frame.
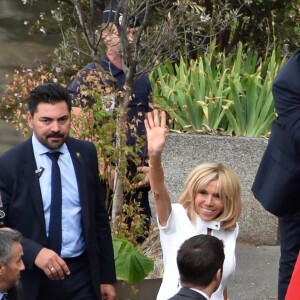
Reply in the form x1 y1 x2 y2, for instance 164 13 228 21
178 163 242 230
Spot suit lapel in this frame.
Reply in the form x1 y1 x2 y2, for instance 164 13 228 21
22 139 46 232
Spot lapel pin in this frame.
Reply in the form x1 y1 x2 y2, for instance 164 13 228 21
35 167 45 178
76 152 81 158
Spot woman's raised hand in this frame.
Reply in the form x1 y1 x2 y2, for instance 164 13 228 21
144 110 167 156
145 110 171 225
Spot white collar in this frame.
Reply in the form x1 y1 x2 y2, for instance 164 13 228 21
0 292 8 299
193 213 221 233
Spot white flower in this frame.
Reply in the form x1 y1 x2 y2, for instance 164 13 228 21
200 14 211 23
40 27 46 35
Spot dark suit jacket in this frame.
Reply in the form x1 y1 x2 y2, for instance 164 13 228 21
168 288 208 300
0 137 116 300
7 282 23 300
252 49 300 217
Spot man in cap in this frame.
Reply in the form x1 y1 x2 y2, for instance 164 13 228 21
68 0 152 242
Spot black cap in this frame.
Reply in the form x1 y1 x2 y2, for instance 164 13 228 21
102 1 141 27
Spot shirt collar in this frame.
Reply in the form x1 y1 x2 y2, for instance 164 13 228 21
194 213 221 232
100 55 123 77
190 288 209 299
32 133 68 155
0 292 8 300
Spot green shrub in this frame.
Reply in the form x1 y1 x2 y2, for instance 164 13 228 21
151 43 286 137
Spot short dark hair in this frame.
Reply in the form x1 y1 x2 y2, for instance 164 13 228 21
0 229 22 265
28 83 72 115
177 234 225 287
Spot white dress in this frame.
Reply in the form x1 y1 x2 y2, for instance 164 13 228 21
156 203 238 300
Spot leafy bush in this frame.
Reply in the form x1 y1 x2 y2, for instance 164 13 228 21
151 43 286 136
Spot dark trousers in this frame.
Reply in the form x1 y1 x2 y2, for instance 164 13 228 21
278 211 300 300
37 252 98 300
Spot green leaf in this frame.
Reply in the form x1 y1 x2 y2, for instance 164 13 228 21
150 44 286 136
113 238 154 285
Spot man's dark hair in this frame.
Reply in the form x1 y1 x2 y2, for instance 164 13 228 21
177 234 225 287
0 229 22 266
28 83 72 115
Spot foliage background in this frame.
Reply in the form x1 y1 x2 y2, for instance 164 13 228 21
1 0 299 284
2 0 299 136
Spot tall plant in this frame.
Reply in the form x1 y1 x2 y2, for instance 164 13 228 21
151 43 286 136
150 57 231 132
224 48 284 136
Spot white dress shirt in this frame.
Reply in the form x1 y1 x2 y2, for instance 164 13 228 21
32 134 85 257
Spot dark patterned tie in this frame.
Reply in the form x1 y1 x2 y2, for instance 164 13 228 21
2 293 8 300
46 152 62 255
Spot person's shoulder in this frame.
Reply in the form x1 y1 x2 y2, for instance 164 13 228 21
170 287 207 300
170 203 192 223
218 222 239 240
283 50 300 70
66 138 98 162
137 70 151 84
290 49 300 60
73 62 98 78
67 137 95 148
277 49 300 74
171 203 186 214
80 61 98 71
0 140 31 175
0 139 30 161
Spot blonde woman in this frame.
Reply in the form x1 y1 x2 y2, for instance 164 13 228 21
145 110 242 300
